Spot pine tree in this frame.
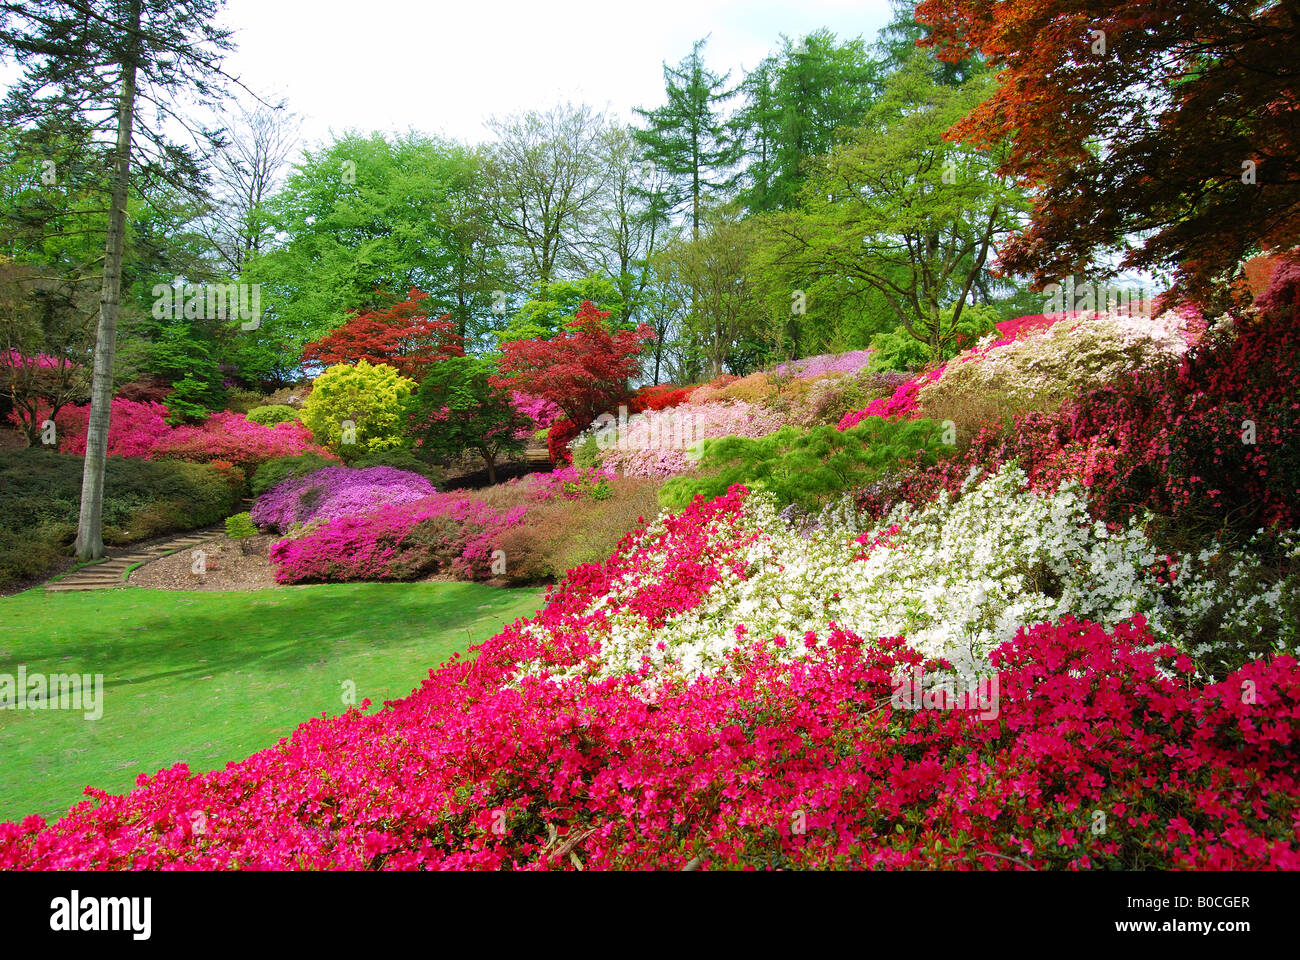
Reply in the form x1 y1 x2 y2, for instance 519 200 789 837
633 37 736 241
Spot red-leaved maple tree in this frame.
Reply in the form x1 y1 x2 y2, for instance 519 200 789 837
493 301 654 457
916 0 1300 304
301 288 464 379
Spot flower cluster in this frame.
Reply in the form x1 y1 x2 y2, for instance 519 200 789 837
528 465 1283 682
250 466 437 532
30 399 334 470
916 309 1198 413
772 349 874 380
37 398 171 458
591 401 786 479
838 366 946 429
3 607 1296 870
511 392 562 438
268 492 525 583
153 411 335 472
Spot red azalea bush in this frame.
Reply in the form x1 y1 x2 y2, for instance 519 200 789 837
630 383 697 413
838 366 946 430
151 411 337 474
2 606 1296 869
546 418 583 466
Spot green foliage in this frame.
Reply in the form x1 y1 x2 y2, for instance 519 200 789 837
402 355 528 480
570 432 604 469
245 404 300 426
225 512 258 539
238 132 511 377
732 29 881 214
658 418 950 512
349 448 444 484
634 37 736 239
869 302 1002 371
249 453 337 498
0 449 240 589
497 275 627 345
300 360 415 461
761 53 1029 362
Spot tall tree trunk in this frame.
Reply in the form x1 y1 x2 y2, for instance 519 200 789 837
75 0 141 561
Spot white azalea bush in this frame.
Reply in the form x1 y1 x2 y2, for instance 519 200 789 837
917 309 1197 420
521 465 1295 685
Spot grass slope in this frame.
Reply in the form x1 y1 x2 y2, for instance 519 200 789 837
0 582 544 823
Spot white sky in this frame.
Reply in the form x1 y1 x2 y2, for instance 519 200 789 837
215 0 897 149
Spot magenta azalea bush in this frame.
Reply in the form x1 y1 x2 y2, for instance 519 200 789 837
511 392 562 439
251 466 436 532
24 400 334 469
268 492 525 583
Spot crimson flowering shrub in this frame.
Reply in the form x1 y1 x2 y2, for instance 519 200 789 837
838 366 946 429
268 492 525 583
546 418 583 466
28 398 170 458
250 466 437 532
629 383 696 413
2 603 1296 869
152 411 336 474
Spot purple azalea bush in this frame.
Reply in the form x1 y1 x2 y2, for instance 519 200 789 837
251 466 436 533
773 349 874 380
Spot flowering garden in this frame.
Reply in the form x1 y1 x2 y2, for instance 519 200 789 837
2 263 1298 870
2 0 1298 882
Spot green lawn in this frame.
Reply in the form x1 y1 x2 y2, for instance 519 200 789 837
0 582 544 823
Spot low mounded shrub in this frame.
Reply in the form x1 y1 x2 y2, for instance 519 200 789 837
658 418 950 513
251 466 437 533
245 404 300 426
249 453 339 498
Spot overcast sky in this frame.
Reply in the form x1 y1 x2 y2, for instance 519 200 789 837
214 0 898 149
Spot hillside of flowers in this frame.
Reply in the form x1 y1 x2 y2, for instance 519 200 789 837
2 266 1298 870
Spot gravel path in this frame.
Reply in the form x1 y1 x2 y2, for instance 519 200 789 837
126 534 279 591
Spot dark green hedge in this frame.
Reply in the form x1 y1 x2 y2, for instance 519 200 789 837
0 449 241 590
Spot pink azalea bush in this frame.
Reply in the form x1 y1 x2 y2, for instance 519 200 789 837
268 492 525 583
153 411 334 472
596 401 786 479
251 466 437 532
24 399 332 470
511 392 562 439
838 366 946 429
26 398 171 458
773 349 874 380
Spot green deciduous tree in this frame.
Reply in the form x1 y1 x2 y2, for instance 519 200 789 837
403 356 529 484
1 0 235 559
761 52 1027 361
